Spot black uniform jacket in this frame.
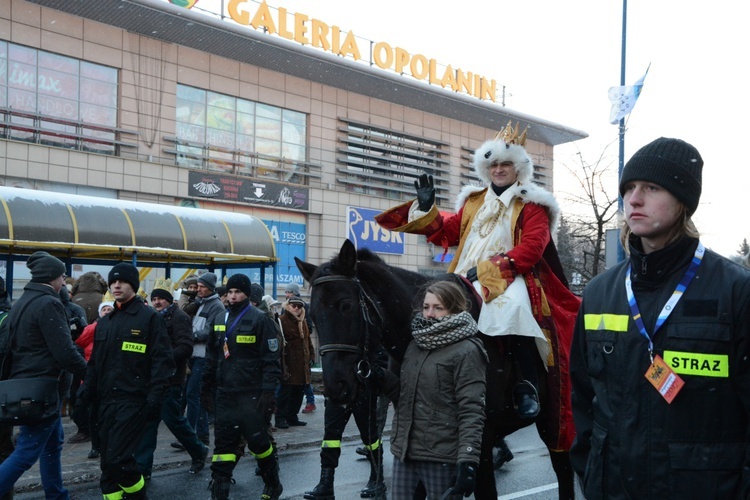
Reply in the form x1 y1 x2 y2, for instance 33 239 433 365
570 237 750 499
85 296 175 406
203 298 281 393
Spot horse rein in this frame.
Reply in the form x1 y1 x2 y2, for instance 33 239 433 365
311 274 384 379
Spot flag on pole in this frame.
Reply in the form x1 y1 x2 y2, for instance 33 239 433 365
608 64 650 124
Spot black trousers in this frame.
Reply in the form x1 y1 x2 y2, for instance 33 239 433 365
211 390 273 479
277 384 304 423
98 400 148 496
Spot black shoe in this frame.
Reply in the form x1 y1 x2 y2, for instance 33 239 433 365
189 446 209 474
493 444 514 470
355 446 368 457
514 382 540 419
275 418 289 429
288 419 307 426
88 449 100 459
171 441 186 451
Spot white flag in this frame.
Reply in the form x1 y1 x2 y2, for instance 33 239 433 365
608 65 650 124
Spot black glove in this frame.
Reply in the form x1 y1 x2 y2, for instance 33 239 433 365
257 391 276 420
466 267 478 283
76 384 92 405
144 402 162 422
414 173 435 212
448 461 478 497
200 386 215 414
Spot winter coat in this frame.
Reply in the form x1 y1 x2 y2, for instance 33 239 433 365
279 303 314 386
376 184 581 451
8 282 87 380
76 322 96 361
60 287 88 340
570 237 750 499
191 293 225 358
85 296 174 406
390 336 487 465
161 303 194 385
203 298 281 393
71 272 108 324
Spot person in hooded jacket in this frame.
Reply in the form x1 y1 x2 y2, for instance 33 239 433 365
71 271 108 325
570 137 750 499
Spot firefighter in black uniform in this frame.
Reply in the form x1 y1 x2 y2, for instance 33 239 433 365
83 263 175 500
201 273 283 500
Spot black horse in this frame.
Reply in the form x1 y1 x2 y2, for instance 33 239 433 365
296 239 575 499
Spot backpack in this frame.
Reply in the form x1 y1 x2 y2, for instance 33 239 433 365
0 311 10 380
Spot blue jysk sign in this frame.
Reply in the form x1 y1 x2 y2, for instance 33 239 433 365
346 207 404 255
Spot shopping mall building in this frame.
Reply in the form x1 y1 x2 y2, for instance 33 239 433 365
0 0 587 295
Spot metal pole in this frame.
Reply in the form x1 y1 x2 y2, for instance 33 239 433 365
617 0 628 262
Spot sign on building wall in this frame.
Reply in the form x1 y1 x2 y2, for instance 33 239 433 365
188 171 309 211
346 206 404 255
247 220 306 288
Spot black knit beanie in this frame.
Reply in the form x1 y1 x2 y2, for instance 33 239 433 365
619 137 703 215
27 251 66 283
226 274 252 297
108 263 140 292
249 283 264 305
150 288 173 303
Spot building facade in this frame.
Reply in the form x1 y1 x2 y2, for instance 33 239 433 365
0 0 587 293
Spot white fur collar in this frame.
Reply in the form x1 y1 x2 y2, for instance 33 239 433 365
455 182 560 229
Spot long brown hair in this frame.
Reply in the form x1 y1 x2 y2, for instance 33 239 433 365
416 280 469 315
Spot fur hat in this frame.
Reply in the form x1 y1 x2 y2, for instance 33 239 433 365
197 272 217 291
262 294 281 309
285 282 300 295
472 122 533 186
619 137 703 215
150 277 174 303
226 274 252 297
108 263 140 292
27 251 66 283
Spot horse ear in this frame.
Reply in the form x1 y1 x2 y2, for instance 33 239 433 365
295 256 317 284
338 239 357 276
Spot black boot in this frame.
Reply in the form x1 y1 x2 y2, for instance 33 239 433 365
208 474 233 500
258 455 283 500
360 447 386 499
304 467 335 500
493 439 514 470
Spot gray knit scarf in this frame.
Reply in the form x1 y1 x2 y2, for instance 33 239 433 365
410 311 478 350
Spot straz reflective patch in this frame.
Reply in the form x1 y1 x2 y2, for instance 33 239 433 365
584 314 629 332
122 342 147 354
663 350 729 378
235 335 256 344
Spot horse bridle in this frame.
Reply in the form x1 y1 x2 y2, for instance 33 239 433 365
311 274 384 379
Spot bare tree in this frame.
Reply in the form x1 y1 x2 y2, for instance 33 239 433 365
556 143 620 287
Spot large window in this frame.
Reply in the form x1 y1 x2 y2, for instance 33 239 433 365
0 41 119 153
174 84 307 179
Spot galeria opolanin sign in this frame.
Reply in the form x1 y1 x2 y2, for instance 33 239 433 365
224 0 498 102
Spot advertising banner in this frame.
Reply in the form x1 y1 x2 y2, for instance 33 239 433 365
188 171 309 211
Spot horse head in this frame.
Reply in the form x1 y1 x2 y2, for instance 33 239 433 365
296 239 416 405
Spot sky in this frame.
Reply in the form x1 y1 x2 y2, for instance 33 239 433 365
185 0 749 258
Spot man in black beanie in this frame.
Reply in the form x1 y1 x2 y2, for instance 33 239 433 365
202 273 282 500
570 137 750 499
0 252 87 498
83 263 174 500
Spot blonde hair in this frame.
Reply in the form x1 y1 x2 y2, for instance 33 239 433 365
619 203 700 255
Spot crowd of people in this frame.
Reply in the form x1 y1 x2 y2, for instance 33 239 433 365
1 130 749 500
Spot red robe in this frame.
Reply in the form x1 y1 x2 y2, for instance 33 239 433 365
376 188 581 451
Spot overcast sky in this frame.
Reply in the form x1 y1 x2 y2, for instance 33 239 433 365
190 0 748 257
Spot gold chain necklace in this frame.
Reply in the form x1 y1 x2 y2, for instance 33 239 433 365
477 204 506 238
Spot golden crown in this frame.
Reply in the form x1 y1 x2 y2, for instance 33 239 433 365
153 277 174 292
493 121 529 146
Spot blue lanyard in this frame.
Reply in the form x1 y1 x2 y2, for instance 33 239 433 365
224 304 253 343
625 242 705 363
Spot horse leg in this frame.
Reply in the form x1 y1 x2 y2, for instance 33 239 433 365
549 449 575 500
474 420 498 500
